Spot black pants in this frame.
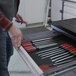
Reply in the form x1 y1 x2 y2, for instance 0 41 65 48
0 29 13 76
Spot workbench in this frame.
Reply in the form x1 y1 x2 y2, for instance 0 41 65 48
18 19 76 76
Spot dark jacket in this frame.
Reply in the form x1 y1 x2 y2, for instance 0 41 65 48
0 0 20 20
0 0 20 70
0 0 20 31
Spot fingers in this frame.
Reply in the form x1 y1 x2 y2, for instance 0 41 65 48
17 35 22 49
9 25 23 51
11 36 18 50
12 35 22 51
15 14 23 22
18 14 23 21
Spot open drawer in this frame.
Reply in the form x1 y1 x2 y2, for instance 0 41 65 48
18 30 76 76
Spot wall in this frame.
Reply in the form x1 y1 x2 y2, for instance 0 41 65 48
51 0 76 21
18 0 46 24
51 0 62 21
63 1 76 20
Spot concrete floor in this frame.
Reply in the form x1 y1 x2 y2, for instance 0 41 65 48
8 49 33 76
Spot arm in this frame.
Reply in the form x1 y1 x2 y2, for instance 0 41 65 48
0 12 23 50
0 12 13 31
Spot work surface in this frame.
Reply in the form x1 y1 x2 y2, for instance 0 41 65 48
52 18 76 34
20 26 76 76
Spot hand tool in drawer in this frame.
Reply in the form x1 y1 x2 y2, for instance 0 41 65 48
61 43 76 55
32 37 66 50
36 46 59 54
22 41 58 53
40 56 76 72
54 55 74 63
38 49 65 57
32 37 51 43
32 38 58 49
21 41 32 47
51 52 70 59
32 36 66 46
37 46 68 59
21 41 37 53
23 46 36 53
32 39 54 45
38 50 66 59
52 53 72 62
40 65 53 72
33 41 54 46
36 43 58 49
54 57 76 65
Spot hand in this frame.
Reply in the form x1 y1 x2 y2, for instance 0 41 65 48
8 24 23 50
15 13 23 23
15 13 27 24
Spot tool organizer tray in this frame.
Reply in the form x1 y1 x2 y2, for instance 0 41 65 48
18 30 76 76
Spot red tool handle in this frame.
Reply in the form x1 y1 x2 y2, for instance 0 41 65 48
61 43 76 53
22 41 37 53
15 20 27 24
21 42 32 47
24 46 36 53
40 65 53 72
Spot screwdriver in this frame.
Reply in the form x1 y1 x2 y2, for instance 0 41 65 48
33 39 54 44
36 47 59 54
52 54 72 62
36 43 58 49
23 46 36 53
38 49 65 57
61 43 76 54
32 37 51 43
55 55 74 63
33 41 54 47
54 57 76 65
41 51 67 59
21 41 32 47
38 47 66 56
39 47 67 59
51 52 69 59
40 64 53 72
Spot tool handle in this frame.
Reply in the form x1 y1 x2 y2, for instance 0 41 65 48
15 20 27 24
37 43 58 49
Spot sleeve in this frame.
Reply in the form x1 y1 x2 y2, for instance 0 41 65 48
0 12 13 31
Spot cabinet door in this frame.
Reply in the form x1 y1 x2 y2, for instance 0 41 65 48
51 0 62 21
63 2 76 20
22 0 46 24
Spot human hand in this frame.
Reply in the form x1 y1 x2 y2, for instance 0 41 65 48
8 24 23 50
15 13 27 24
15 13 23 22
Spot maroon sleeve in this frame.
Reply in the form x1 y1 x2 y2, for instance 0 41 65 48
0 12 13 31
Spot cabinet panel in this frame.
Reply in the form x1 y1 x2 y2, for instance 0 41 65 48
24 0 46 24
51 0 62 21
63 1 76 19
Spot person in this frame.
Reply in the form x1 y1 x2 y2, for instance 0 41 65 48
0 0 23 76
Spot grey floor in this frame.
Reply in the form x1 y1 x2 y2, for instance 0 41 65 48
8 49 33 76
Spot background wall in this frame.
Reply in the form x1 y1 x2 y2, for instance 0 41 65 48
63 1 76 20
51 0 76 21
15 0 76 24
51 0 62 21
18 0 46 24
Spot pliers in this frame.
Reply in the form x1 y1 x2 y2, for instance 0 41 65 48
15 19 27 24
